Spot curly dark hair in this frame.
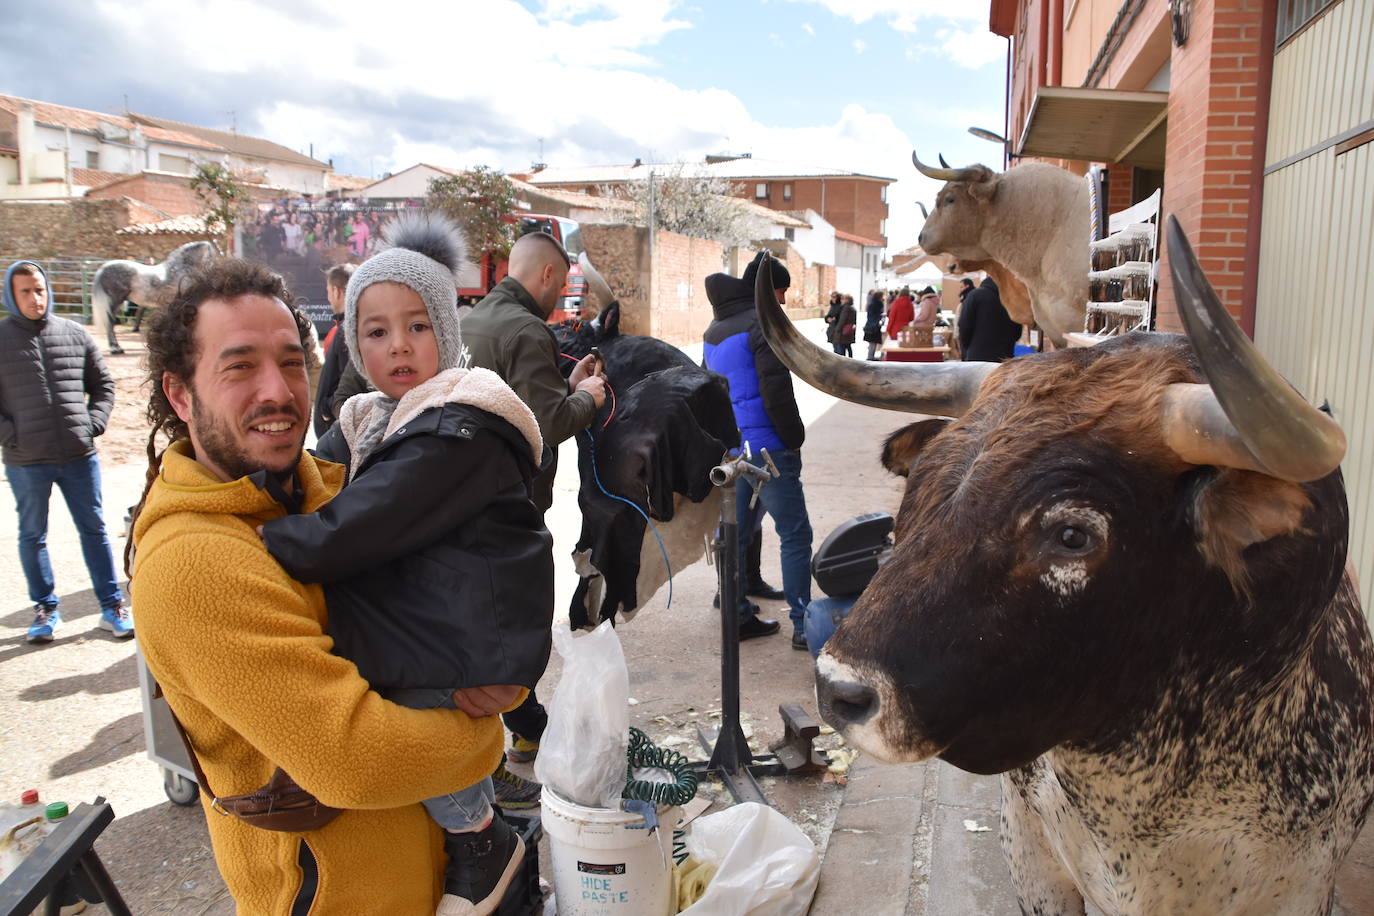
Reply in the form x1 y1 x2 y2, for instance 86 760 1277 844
125 257 315 577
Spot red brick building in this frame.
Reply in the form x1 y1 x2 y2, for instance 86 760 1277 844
521 155 894 247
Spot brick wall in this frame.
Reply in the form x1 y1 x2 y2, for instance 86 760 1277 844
1157 0 1266 331
86 172 204 217
754 177 889 246
580 223 653 335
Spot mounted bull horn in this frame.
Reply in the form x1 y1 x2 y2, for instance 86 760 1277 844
1162 216 1346 482
912 151 982 183
753 253 994 417
938 153 952 168
577 252 616 311
917 201 929 219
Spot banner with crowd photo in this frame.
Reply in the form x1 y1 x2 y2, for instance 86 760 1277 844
242 198 420 328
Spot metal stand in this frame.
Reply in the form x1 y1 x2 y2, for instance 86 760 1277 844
0 799 133 916
690 449 827 805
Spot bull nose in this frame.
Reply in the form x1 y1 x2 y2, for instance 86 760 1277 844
816 672 878 728
918 230 927 248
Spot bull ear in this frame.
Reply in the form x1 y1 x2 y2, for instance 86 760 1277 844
1189 469 1310 592
967 167 999 203
881 418 951 477
599 300 621 340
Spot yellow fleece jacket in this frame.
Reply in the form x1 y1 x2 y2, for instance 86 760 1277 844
132 440 507 915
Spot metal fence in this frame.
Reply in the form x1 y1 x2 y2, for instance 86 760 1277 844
0 255 109 323
1277 0 1341 47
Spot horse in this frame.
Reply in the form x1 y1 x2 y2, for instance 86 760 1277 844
92 240 217 354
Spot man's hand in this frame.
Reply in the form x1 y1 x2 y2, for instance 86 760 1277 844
575 375 607 408
452 684 523 718
567 353 599 389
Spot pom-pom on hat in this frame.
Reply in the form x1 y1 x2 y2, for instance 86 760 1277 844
343 212 469 386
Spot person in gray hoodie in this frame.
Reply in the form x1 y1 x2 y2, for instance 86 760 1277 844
1 260 129 643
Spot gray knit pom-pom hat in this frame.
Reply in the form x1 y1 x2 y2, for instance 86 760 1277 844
343 211 469 386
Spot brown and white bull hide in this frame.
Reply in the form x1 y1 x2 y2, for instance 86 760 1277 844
917 159 1088 348
950 257 1034 328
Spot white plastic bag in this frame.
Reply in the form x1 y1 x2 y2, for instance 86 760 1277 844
678 803 821 915
534 621 629 809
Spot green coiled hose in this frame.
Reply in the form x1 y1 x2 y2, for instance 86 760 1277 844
622 727 699 807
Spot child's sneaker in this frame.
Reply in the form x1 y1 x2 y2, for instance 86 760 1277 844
491 761 542 810
26 604 60 643
99 602 135 639
436 815 525 916
505 733 539 764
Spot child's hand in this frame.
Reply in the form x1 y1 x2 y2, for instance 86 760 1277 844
452 685 523 718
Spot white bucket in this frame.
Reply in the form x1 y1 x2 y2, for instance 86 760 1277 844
541 787 680 916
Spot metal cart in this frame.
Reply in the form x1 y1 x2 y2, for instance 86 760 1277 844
135 646 199 806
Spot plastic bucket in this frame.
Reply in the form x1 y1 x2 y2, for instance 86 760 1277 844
541 787 679 915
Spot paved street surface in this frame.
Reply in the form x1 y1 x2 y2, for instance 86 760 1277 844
2 319 1371 914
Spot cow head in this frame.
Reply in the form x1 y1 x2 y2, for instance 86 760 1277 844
752 223 1349 774
914 153 1000 260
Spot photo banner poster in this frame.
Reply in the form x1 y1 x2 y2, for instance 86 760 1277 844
243 198 420 327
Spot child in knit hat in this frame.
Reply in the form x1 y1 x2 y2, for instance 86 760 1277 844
262 212 552 916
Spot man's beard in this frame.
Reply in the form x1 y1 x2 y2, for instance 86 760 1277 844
191 391 303 482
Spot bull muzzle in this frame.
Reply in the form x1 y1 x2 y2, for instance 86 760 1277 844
815 669 878 730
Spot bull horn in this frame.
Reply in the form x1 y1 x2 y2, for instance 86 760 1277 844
753 253 993 417
1162 216 1345 482
917 201 929 219
577 252 616 309
938 153 952 168
911 151 975 183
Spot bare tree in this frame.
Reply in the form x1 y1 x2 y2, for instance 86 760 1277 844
600 164 766 248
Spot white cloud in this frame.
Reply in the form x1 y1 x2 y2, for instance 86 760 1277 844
853 39 867 53
780 0 988 30
941 27 1006 69
801 21 815 35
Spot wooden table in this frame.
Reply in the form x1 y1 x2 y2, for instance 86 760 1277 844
882 345 951 363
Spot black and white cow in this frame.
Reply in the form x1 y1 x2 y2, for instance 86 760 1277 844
552 297 739 630
92 240 217 354
753 220 1374 915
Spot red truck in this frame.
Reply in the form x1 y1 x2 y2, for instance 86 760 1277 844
456 213 588 322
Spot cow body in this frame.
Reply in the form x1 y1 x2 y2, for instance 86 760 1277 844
917 161 1088 348
814 333 1374 914
552 307 738 628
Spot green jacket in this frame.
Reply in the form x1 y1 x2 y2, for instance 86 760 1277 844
461 276 595 510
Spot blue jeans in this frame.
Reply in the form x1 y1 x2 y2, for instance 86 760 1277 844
383 687 495 831
736 449 813 629
7 453 123 610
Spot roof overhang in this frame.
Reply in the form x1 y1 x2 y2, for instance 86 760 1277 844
1017 87 1168 168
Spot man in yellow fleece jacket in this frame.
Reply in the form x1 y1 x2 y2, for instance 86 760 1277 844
130 257 517 915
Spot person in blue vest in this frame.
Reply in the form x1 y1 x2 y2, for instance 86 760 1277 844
702 251 814 648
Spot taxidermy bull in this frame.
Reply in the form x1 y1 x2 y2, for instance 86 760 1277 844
93 240 216 354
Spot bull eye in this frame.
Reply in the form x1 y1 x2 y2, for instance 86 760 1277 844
1058 525 1090 551
944 195 955 205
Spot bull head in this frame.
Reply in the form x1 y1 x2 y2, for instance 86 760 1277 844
913 153 999 258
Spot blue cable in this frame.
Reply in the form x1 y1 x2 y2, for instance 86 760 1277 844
583 428 674 610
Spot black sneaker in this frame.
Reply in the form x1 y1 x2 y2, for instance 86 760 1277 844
791 629 810 651
739 615 781 640
747 580 786 601
438 815 525 916
491 761 542 810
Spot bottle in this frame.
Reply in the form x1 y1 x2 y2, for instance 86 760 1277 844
40 803 88 915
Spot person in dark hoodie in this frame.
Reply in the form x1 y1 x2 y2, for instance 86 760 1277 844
1 260 129 644
261 214 551 915
957 275 1023 362
703 251 815 649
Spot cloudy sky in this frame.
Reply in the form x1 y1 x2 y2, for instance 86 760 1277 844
1 0 1008 253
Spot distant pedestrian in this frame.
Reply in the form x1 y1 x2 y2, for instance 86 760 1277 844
313 263 356 436
1 261 130 643
887 287 914 340
958 276 1022 362
958 277 975 303
914 287 940 327
832 294 857 357
863 289 885 360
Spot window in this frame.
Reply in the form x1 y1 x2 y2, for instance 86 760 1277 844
784 227 795 241
85 150 99 169
159 153 191 174
881 185 888 204
755 182 768 200
1277 0 1339 47
783 183 793 201
880 218 887 237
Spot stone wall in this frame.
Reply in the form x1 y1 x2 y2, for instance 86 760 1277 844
649 229 724 346
0 198 214 260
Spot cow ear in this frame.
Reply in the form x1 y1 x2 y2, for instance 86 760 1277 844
967 168 999 203
1190 468 1310 590
881 418 951 477
599 301 621 339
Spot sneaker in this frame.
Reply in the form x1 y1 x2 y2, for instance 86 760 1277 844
739 615 781 641
505 734 540 764
26 605 60 643
99 603 135 639
791 629 810 651
437 815 525 916
747 579 786 601
491 761 542 810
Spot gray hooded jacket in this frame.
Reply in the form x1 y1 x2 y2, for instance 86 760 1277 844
0 261 115 466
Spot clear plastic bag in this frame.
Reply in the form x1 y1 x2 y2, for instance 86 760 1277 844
534 621 629 809
677 802 820 915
